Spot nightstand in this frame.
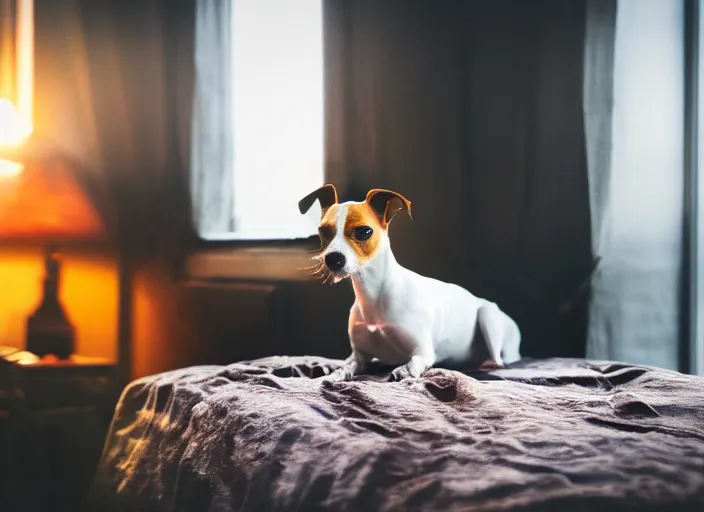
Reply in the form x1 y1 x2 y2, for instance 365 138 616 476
0 356 116 512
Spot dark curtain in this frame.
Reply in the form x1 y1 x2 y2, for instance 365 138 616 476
324 0 595 358
33 0 197 259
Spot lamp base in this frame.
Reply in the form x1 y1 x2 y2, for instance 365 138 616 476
25 247 75 360
26 315 75 360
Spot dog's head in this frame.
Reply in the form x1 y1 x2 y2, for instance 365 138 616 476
298 184 412 281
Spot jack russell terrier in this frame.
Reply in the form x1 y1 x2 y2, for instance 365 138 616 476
298 184 521 381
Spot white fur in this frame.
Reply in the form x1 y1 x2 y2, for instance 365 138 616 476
322 201 522 381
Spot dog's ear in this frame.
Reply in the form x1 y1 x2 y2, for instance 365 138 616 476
298 184 338 216
365 189 413 228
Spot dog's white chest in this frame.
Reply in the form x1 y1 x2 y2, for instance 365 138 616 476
349 320 419 366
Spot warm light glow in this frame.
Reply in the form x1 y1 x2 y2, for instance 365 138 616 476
16 0 33 127
231 0 324 239
0 98 28 175
9 350 39 365
0 248 118 360
0 0 34 178
0 159 106 240
0 99 31 146
0 159 23 177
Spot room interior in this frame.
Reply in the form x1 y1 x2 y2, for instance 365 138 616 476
1 0 704 511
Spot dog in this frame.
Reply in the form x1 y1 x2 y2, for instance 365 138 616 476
298 184 521 381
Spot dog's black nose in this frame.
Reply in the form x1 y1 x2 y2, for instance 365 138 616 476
325 252 346 272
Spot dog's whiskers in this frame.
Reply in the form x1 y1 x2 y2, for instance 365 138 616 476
304 255 335 285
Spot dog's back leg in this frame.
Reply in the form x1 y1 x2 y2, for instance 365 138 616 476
477 303 506 367
477 303 522 367
500 313 522 364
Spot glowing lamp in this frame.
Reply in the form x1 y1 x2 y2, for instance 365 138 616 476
0 98 32 176
0 103 106 359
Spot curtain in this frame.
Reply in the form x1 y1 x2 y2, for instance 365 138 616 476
33 0 197 259
191 0 234 236
324 0 595 359
585 0 685 370
583 0 617 261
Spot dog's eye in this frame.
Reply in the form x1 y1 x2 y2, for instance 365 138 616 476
354 226 373 241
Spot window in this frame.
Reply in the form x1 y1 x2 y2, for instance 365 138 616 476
231 0 324 240
193 0 325 241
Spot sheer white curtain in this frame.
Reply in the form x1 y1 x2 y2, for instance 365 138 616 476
586 0 685 369
191 0 234 236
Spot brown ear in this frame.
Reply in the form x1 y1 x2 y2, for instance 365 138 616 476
365 189 413 228
298 184 338 216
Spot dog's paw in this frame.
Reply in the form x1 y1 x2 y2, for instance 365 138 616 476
389 365 410 381
321 366 353 382
390 364 422 381
390 356 433 381
479 360 505 371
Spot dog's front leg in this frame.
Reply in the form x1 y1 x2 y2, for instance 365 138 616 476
390 350 436 381
324 349 371 381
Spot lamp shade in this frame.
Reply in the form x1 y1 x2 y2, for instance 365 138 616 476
0 143 106 243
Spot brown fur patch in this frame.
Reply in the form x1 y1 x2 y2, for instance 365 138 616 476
344 204 383 263
317 204 339 248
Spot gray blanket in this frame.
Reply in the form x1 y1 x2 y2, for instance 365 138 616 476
86 357 704 511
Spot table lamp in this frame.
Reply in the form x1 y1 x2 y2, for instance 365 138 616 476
0 99 107 359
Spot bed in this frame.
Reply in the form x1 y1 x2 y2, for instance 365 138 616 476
85 356 704 511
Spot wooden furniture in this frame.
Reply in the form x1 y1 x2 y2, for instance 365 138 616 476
1 355 115 512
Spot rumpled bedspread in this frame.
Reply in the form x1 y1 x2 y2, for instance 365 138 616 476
86 357 704 511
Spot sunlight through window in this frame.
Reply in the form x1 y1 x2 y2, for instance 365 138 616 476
231 0 324 239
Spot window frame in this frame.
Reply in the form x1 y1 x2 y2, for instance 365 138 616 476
685 0 703 375
186 234 322 282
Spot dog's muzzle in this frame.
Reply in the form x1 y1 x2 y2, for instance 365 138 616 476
325 252 346 272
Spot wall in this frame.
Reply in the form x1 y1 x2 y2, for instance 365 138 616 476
129 268 355 380
132 266 195 379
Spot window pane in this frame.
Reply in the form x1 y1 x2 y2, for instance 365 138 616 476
231 0 324 239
